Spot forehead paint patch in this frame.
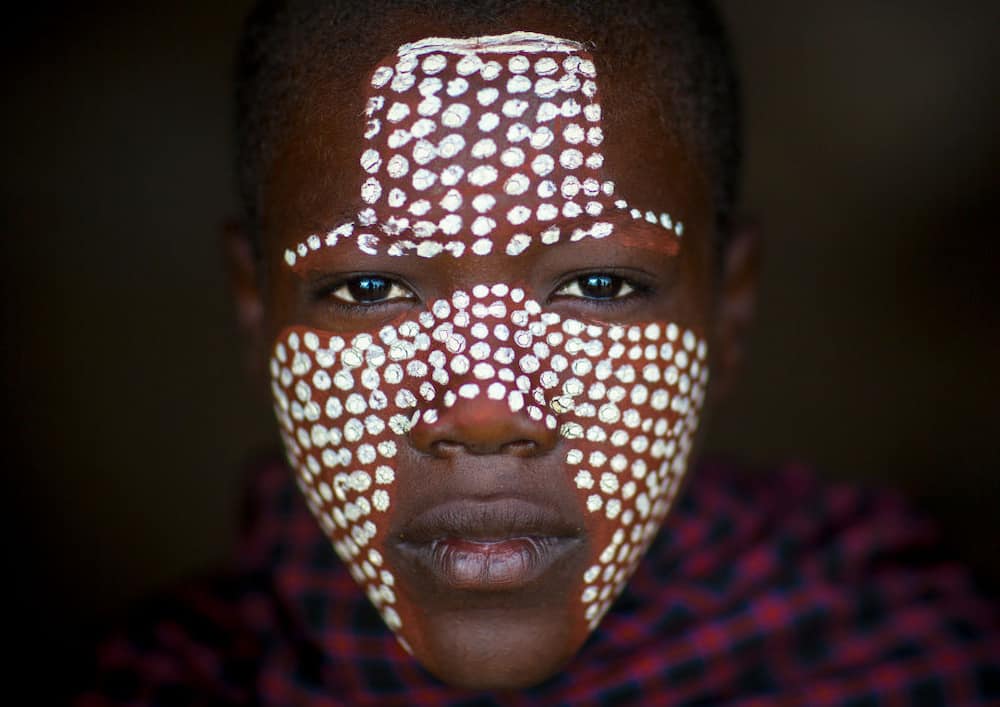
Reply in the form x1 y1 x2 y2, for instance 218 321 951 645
271 280 709 656
283 31 684 269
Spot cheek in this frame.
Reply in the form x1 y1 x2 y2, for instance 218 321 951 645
268 282 709 648
558 321 707 628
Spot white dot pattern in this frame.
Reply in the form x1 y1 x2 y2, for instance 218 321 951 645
271 281 709 642
283 31 684 268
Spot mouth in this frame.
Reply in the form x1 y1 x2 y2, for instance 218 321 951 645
392 498 583 592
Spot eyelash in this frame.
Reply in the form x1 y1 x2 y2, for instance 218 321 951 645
317 271 651 311
315 274 415 313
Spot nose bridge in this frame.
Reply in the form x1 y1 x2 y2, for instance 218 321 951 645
407 283 560 455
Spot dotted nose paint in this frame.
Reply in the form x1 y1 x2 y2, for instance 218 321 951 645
271 282 709 656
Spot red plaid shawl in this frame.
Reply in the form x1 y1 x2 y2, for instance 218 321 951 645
73 459 1000 705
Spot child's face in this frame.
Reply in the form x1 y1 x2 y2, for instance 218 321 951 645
238 25 747 690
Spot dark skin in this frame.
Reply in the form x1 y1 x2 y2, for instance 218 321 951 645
227 10 758 691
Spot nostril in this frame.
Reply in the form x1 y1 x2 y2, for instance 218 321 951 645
499 440 540 457
426 439 541 458
429 440 464 458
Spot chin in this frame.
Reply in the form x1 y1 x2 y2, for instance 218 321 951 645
416 607 581 690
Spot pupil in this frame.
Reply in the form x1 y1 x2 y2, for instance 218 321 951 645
348 276 390 303
580 274 620 299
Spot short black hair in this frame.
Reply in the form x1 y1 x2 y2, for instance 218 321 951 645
234 0 741 246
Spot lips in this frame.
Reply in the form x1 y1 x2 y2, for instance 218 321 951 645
392 498 583 591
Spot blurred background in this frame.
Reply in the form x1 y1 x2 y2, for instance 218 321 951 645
3 0 998 691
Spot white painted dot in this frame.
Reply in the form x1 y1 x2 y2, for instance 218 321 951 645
360 149 382 173
530 127 555 150
387 188 407 208
506 205 531 225
408 199 431 216
471 216 497 236
437 134 466 159
456 54 482 76
412 139 437 165
563 123 585 144
536 204 558 221
506 233 531 256
478 112 500 132
412 168 437 190
497 148 525 169
534 77 560 98
471 138 497 159
536 102 559 122
599 472 619 495
371 66 393 88
560 149 584 169
459 383 480 399
575 469 594 489
537 180 557 199
447 77 468 96
534 56 559 75
507 75 532 93
386 103 410 124
506 123 531 142
561 97 582 117
508 54 530 73
502 99 529 118
531 154 555 176
411 118 437 138
441 103 471 128
468 165 498 187
439 189 463 212
560 73 581 93
387 129 412 150
476 87 499 107
440 165 464 186
480 60 502 80
439 213 463 235
417 95 442 116
472 238 493 255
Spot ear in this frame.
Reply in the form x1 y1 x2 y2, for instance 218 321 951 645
710 217 761 401
222 219 266 375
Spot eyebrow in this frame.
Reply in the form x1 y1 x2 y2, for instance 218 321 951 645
285 204 683 271
550 210 683 257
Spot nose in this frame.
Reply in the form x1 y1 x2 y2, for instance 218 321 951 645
409 395 559 458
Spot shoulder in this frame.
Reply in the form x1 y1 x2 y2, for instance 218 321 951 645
628 461 1000 705
69 570 274 707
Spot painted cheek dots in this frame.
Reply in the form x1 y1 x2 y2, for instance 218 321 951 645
284 31 684 268
270 284 709 650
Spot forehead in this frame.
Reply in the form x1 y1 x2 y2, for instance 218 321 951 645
271 31 711 269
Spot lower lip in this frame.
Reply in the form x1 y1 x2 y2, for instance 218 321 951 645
410 537 573 591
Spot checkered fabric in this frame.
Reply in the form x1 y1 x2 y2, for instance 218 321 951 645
72 458 1000 706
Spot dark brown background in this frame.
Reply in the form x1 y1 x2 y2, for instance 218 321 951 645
3 0 998 690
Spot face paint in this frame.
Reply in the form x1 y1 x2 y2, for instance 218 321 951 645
270 32 708 662
283 31 683 268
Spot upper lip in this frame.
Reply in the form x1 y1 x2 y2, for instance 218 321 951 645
394 498 582 546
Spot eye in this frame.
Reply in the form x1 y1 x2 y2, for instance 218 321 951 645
329 275 415 305
555 273 637 300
